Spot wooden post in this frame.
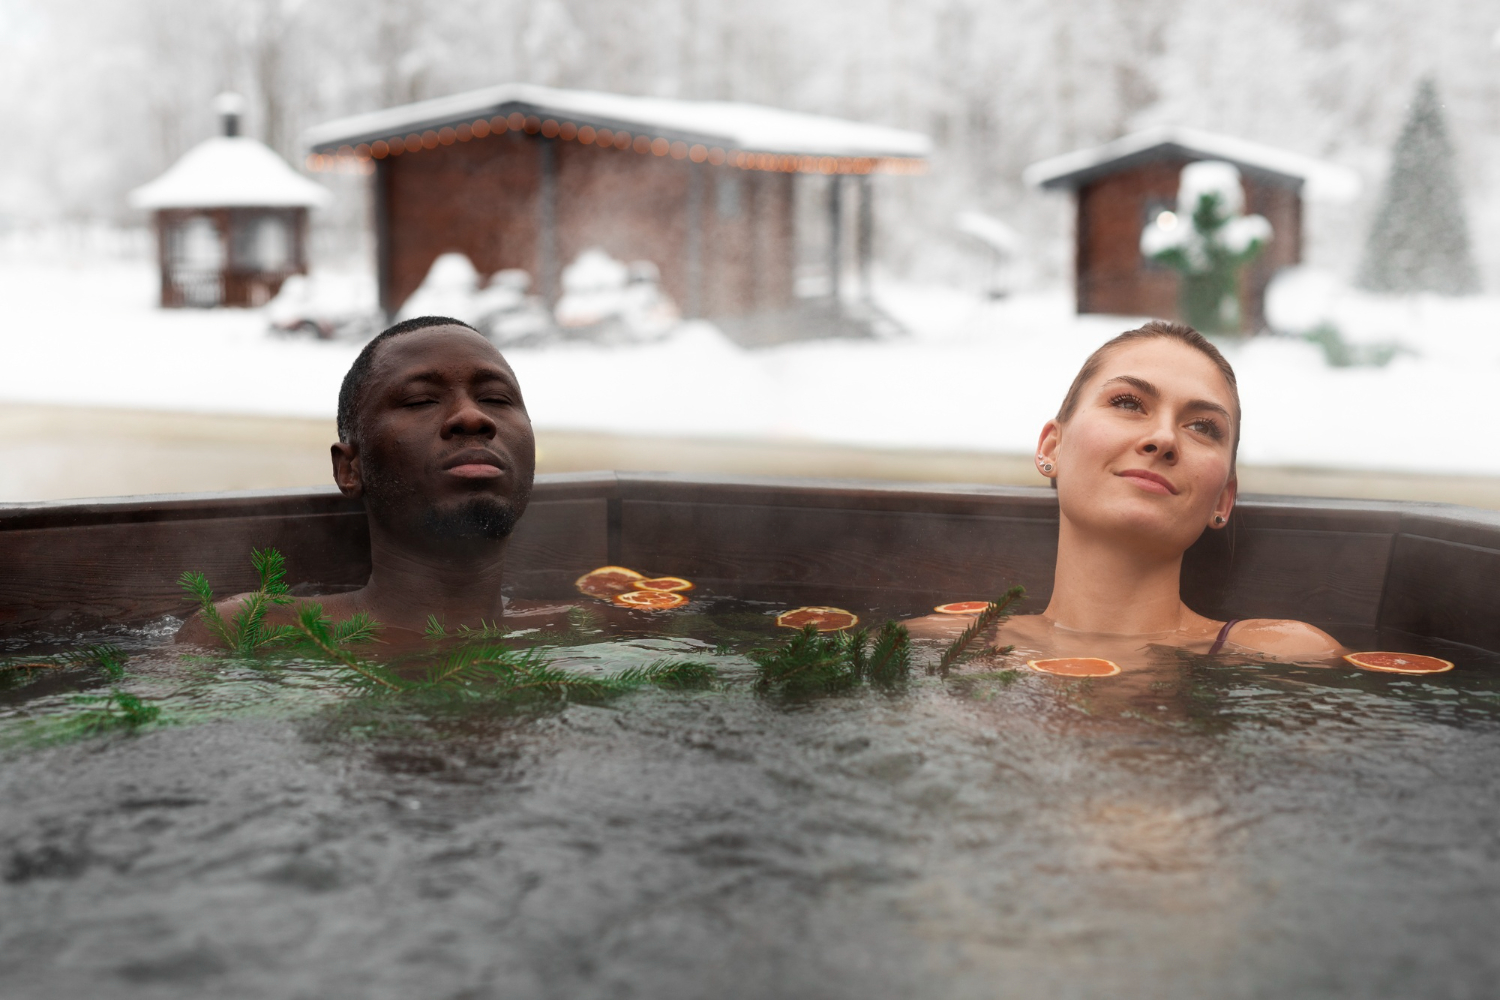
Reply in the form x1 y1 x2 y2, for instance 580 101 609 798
856 174 873 303
538 137 558 306
686 163 705 319
827 174 844 305
374 159 394 320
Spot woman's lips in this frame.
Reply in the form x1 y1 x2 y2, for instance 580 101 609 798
446 463 503 479
1117 470 1177 495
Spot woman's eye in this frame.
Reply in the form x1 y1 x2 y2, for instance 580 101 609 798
1109 393 1144 411
1188 419 1223 439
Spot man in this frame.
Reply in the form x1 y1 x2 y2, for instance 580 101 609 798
178 316 540 644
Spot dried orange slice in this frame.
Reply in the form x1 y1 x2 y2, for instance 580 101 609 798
575 565 643 598
934 601 991 615
1027 657 1121 677
1344 651 1454 675
634 576 695 593
613 590 689 610
776 607 858 632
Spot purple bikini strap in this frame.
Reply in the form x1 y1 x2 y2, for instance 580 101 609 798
1209 619 1242 655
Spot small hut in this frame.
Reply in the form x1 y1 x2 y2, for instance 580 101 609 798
302 84 929 332
1024 126 1359 328
131 94 330 308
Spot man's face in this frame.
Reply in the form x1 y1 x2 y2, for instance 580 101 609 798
335 326 536 546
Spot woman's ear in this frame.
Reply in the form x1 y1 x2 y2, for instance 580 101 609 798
1035 420 1061 481
1210 474 1237 529
331 441 363 499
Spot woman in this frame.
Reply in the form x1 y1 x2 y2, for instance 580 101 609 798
910 321 1343 664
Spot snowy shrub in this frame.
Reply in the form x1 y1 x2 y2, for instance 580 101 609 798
1140 161 1271 334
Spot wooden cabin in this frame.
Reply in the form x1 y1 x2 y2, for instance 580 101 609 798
1024 127 1359 330
130 95 329 308
302 84 929 324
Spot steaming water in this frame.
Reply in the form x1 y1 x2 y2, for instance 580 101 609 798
2 600 1499 1000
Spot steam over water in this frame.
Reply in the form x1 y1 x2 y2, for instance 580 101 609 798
2 602 1499 999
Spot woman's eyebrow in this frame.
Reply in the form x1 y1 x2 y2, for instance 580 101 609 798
1101 375 1158 396
1186 398 1232 420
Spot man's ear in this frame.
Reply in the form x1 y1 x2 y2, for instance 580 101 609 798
331 441 363 499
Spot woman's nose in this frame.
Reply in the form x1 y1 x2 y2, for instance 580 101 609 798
1140 429 1177 462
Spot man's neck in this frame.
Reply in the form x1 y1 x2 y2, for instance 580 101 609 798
356 524 510 633
1042 516 1188 635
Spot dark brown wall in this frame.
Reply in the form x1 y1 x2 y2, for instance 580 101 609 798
154 207 308 309
1075 157 1302 330
3 476 1498 655
377 133 796 319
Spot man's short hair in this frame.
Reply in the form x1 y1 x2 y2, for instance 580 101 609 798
337 316 481 443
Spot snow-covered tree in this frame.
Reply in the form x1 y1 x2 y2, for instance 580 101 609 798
1356 77 1479 296
1140 161 1271 334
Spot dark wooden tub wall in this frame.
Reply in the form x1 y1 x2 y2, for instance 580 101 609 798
2 473 1498 653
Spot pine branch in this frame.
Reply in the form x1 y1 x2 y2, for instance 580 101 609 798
865 621 912 689
178 570 236 649
291 604 402 691
933 587 1025 677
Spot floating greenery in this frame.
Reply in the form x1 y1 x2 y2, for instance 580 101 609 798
933 587 1025 677
751 620 912 697
174 547 715 707
0 643 127 684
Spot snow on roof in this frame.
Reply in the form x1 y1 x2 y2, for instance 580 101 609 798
303 83 930 163
1022 126 1361 202
129 136 331 210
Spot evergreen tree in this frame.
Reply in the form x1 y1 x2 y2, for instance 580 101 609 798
1356 77 1479 295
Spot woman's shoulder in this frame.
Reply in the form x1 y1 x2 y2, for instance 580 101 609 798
1227 619 1345 660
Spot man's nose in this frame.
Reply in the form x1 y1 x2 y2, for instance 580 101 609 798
442 397 497 437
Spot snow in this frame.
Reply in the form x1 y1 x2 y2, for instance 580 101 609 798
1140 162 1273 269
302 83 931 162
129 137 331 210
2 259 1498 478
1024 125 1362 203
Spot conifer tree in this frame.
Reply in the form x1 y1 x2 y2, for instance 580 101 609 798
1356 77 1479 295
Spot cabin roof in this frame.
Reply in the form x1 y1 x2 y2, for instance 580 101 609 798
130 136 331 210
302 83 931 166
1022 126 1360 202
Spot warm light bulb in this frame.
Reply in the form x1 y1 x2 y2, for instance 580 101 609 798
1157 211 1178 230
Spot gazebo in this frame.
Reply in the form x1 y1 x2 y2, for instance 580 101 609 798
131 94 330 308
303 84 929 329
1025 126 1359 328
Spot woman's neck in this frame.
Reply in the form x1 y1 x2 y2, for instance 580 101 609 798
1042 516 1188 635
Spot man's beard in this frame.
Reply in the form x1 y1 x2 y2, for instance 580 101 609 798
361 449 532 544
419 495 523 541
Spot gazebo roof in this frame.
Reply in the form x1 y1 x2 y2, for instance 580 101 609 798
130 136 331 210
1023 126 1360 202
303 83 930 172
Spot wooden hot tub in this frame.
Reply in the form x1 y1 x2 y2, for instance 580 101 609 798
2 473 1498 656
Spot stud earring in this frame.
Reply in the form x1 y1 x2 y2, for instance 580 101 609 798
1041 463 1053 473
1214 515 1225 525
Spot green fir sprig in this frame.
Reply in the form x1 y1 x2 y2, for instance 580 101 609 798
0 643 127 682
751 621 911 697
933 587 1025 677
178 547 302 653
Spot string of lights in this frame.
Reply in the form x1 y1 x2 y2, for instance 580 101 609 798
306 110 925 176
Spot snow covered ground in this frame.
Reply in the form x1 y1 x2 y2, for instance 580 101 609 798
1 259 1497 477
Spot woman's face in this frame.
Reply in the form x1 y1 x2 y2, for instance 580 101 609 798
1039 338 1238 553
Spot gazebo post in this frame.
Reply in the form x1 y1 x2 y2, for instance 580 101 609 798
827 174 844 305
856 174 873 303
374 159 395 320
685 163 704 319
538 137 559 307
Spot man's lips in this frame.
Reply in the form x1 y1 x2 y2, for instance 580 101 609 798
1117 469 1178 495
442 451 506 479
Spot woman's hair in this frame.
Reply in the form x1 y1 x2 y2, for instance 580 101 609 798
1056 320 1241 469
